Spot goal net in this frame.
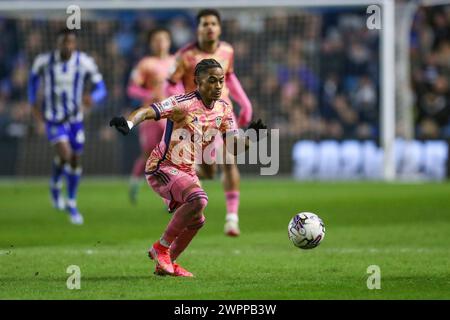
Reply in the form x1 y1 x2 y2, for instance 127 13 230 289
0 0 447 180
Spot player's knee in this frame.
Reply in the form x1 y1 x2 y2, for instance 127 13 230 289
204 171 214 180
183 186 208 211
60 153 71 163
56 144 72 162
54 156 65 166
223 163 239 174
70 155 80 169
202 165 216 179
189 197 208 213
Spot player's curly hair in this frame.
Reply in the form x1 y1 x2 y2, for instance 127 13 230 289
194 59 223 81
196 9 221 25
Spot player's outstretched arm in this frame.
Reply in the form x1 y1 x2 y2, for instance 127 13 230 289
165 54 186 96
127 83 154 101
165 79 185 97
226 73 253 127
225 119 267 156
127 61 155 101
109 105 157 136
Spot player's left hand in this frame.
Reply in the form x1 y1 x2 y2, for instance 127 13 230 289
109 116 130 135
247 119 267 141
237 108 252 127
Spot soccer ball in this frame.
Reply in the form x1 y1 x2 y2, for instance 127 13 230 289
288 212 325 249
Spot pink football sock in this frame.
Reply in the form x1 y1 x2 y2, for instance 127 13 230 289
170 214 205 261
160 198 208 247
131 156 146 178
225 191 240 215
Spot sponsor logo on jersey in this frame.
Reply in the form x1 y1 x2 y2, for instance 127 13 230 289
160 98 173 111
215 116 222 127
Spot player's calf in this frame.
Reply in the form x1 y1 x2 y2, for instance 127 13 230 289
188 197 208 214
170 214 206 262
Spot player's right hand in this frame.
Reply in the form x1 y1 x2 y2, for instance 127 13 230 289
247 119 267 141
109 116 130 135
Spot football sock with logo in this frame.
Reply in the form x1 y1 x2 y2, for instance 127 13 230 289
170 214 205 261
160 198 208 248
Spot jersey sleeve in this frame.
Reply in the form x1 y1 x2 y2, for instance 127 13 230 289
167 53 186 84
29 54 48 105
31 53 49 75
82 54 103 84
150 96 187 122
220 103 239 137
227 46 235 75
130 59 147 86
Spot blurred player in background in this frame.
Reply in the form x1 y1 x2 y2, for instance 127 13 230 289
127 28 175 204
28 29 107 225
110 59 266 277
167 9 253 237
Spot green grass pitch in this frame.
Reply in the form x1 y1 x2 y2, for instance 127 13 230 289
1 179 449 299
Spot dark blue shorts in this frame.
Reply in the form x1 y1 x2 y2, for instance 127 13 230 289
46 121 85 154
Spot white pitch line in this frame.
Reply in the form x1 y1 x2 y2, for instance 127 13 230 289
2 247 448 256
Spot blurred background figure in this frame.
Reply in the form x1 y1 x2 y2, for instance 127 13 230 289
127 27 174 204
166 9 253 237
28 29 106 224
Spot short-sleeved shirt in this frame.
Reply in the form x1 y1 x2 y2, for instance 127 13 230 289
30 50 103 123
146 91 238 175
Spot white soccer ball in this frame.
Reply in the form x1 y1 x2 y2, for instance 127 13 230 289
288 212 325 249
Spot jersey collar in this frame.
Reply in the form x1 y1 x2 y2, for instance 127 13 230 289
195 41 221 54
54 50 75 62
195 91 215 110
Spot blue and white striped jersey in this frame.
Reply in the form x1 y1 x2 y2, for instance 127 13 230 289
29 50 104 123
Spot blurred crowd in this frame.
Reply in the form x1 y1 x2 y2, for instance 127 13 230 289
220 9 380 140
0 5 448 146
410 5 450 139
